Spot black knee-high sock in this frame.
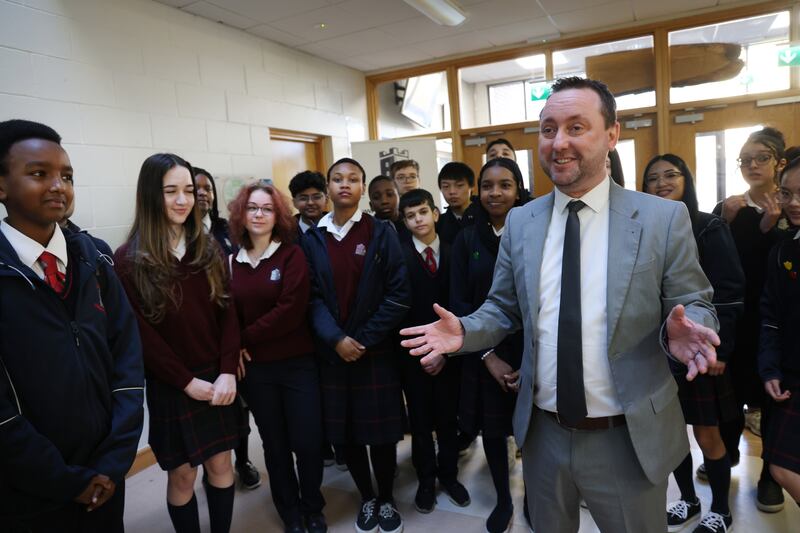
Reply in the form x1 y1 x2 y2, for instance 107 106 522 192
206 483 235 533
345 445 376 501
483 437 511 506
673 453 698 503
705 455 731 515
167 493 201 533
370 443 397 502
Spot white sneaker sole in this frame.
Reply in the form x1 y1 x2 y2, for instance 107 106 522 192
667 513 700 532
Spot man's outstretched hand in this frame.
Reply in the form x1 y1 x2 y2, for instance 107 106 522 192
400 304 464 366
667 304 721 381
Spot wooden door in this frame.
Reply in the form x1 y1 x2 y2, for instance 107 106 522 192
617 112 658 191
269 130 326 195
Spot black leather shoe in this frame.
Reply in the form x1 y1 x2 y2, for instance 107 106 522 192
486 503 513 533
285 521 305 533
236 461 261 490
441 480 470 507
414 483 436 513
305 513 328 533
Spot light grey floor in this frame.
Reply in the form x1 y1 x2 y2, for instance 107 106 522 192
125 427 799 532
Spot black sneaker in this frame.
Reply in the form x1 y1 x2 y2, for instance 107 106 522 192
667 498 701 532
306 513 328 533
323 444 335 467
692 511 732 532
696 456 739 482
236 461 261 490
377 501 403 533
285 521 305 533
355 499 379 533
756 477 785 513
441 480 470 507
414 483 436 513
486 502 513 533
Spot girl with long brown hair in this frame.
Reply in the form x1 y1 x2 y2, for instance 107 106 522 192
114 153 243 533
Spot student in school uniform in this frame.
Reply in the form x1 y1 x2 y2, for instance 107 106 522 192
390 159 421 196
227 181 327 533
302 158 411 533
759 157 800 508
115 153 243 533
643 154 745 533
0 119 144 533
369 175 412 243
397 188 471 515
193 166 260 491
437 162 479 245
486 138 516 161
289 170 329 235
713 127 791 512
450 157 528 533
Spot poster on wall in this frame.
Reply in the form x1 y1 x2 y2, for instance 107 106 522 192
351 137 440 210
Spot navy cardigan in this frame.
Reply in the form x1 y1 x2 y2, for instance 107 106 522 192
0 229 144 518
301 214 411 364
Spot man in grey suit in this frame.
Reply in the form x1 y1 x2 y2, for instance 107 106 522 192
401 77 722 532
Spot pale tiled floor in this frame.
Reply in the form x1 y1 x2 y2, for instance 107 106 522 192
125 427 798 532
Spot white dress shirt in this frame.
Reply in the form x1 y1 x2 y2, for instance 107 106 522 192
534 177 623 417
202 213 212 232
235 241 281 268
317 210 363 241
0 220 68 279
492 225 505 237
298 217 312 234
170 234 187 261
413 235 440 269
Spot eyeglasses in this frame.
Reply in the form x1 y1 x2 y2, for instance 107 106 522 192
736 154 774 168
296 192 325 203
777 188 800 205
246 205 273 216
644 171 683 185
394 175 419 183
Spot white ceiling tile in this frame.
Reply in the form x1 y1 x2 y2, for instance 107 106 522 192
298 28 403 57
204 0 330 23
338 0 421 26
550 1 635 34
181 1 258 29
633 0 716 21
349 46 436 70
248 24 311 47
476 16 559 46
419 33 495 59
268 5 369 42
337 56 381 71
379 15 466 44
537 0 611 16
155 0 196 7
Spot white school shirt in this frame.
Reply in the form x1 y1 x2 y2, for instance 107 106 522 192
412 235 440 269
0 220 68 279
317 210 363 241
534 176 623 417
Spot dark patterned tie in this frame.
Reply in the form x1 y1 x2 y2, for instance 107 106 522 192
38 251 65 294
424 246 437 274
557 200 587 425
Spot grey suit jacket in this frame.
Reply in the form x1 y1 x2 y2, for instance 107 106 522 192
460 182 718 484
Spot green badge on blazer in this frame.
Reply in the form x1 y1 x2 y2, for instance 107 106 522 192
472 250 480 260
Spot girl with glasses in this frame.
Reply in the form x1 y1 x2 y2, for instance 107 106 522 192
712 127 792 513
643 154 745 533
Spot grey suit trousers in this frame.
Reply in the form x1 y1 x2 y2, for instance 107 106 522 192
522 409 667 533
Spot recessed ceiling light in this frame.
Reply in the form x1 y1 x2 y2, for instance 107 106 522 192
314 23 327 29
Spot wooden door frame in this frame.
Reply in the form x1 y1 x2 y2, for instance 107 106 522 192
269 128 331 173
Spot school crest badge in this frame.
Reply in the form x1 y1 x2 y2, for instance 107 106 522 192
270 268 281 281
355 243 367 256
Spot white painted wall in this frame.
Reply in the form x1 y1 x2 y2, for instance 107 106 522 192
0 0 368 249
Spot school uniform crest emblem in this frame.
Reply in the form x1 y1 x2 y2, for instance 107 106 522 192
270 268 281 281
355 243 367 256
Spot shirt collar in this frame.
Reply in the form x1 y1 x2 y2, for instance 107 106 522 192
235 241 281 268
202 213 212 232
553 176 610 215
170 234 187 261
744 191 764 213
413 235 440 256
0 220 68 271
794 229 800 240
298 217 311 234
318 210 363 239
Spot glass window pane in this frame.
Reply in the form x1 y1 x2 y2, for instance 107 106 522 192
553 36 656 111
459 54 546 128
615 139 637 191
669 12 790 104
377 72 450 139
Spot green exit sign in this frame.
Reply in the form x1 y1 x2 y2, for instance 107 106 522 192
778 46 800 66
530 83 552 101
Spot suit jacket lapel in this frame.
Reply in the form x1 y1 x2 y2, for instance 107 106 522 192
523 194 553 331
606 185 642 349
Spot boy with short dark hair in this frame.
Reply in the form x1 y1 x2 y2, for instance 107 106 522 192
390 159 420 195
437 162 478 244
370 175 411 242
0 119 144 532
289 170 328 234
398 188 470 514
